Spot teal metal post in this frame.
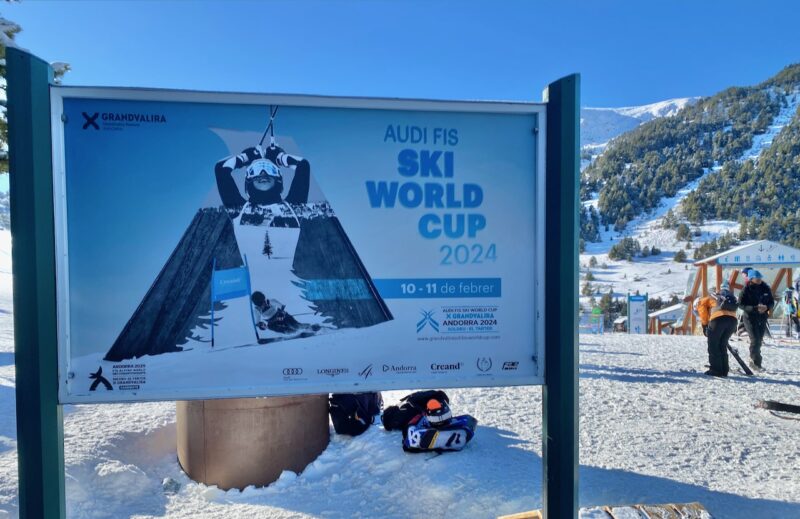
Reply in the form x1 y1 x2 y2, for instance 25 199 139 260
7 48 66 518
542 74 580 518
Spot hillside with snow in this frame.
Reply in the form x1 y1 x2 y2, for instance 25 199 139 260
581 97 697 149
580 87 800 308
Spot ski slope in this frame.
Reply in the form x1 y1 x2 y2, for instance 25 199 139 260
1 227 800 517
580 90 800 302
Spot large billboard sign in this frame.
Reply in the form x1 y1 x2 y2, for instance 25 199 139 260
51 87 546 403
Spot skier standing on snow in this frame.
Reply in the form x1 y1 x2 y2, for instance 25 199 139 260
738 270 773 370
782 287 800 339
697 281 738 377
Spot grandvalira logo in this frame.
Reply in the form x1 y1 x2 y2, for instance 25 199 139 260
430 362 463 374
81 110 167 130
477 357 492 372
82 112 99 130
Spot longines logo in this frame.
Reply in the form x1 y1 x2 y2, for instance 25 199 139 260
282 368 303 376
383 364 417 374
317 368 349 377
359 364 374 380
430 362 463 373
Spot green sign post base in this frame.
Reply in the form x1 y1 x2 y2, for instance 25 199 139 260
7 48 66 519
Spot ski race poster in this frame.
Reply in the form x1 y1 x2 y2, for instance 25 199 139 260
51 87 546 403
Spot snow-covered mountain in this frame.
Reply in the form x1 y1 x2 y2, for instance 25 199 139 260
580 97 698 148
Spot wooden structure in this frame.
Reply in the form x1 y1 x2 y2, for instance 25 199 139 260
681 240 800 335
647 303 686 335
176 395 330 490
498 501 710 519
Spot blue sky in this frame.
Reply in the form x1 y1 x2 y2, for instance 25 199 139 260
6 0 800 107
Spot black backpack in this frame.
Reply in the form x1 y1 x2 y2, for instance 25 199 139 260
329 392 383 436
381 390 449 431
716 290 738 312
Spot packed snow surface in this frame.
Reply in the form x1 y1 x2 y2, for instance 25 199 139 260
1 231 799 518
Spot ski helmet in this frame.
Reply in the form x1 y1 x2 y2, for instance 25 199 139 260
425 399 452 427
246 159 281 181
251 291 266 306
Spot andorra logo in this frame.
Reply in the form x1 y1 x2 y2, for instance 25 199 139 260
416 309 439 333
477 357 492 372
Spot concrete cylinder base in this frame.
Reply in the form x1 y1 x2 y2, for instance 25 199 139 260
176 395 329 490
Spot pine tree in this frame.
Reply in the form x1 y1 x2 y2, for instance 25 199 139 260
0 15 70 175
262 230 273 258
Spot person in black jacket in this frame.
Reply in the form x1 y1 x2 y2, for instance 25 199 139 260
737 270 774 370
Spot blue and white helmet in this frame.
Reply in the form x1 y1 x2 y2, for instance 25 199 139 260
246 159 281 181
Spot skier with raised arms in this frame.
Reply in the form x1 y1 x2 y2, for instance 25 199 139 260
212 114 324 343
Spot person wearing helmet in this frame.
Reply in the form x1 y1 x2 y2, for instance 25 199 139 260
782 287 800 339
250 290 303 335
214 143 310 214
697 281 738 377
737 270 774 370
424 398 453 427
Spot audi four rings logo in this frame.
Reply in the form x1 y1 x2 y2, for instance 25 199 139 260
282 368 303 376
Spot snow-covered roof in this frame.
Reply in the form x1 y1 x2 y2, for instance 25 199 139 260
648 303 685 319
613 316 627 324
695 240 800 267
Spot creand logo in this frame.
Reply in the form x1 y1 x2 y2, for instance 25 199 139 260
430 362 463 373
317 368 349 377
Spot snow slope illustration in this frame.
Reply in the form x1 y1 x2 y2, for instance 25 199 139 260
105 118 391 361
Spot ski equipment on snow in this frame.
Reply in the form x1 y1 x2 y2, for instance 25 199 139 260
727 344 754 376
329 392 383 436
381 390 450 431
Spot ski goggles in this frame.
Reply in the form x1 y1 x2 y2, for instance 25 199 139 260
246 159 282 180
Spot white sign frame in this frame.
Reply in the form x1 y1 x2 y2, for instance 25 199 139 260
50 86 547 403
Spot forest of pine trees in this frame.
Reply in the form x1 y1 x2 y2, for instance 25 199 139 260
581 64 800 242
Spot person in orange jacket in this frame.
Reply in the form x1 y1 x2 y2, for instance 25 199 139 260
697 281 739 377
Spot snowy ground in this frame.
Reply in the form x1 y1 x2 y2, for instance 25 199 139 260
1 227 800 518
